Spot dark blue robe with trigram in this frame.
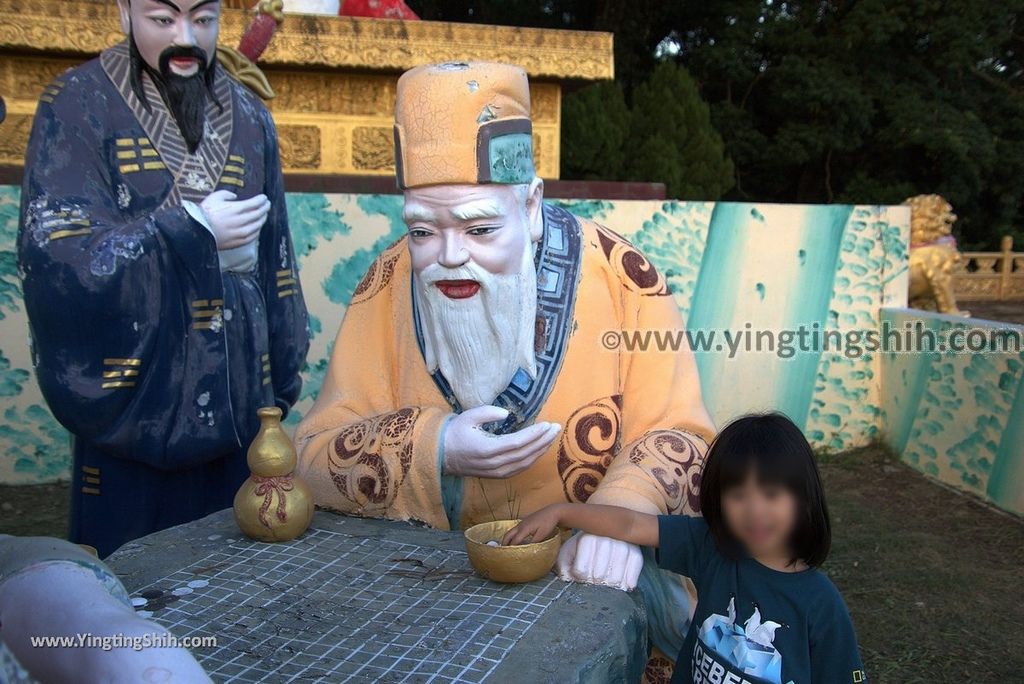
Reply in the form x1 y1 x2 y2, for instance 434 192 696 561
18 42 310 556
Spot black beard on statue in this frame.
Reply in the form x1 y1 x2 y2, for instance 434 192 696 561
128 32 222 154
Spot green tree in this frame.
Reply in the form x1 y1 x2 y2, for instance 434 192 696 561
626 62 735 199
560 81 630 180
669 0 1024 248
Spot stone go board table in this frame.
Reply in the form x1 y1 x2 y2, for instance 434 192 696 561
105 510 647 683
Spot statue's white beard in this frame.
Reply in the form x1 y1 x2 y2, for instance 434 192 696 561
414 244 538 409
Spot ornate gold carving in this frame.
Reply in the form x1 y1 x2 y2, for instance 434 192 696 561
0 1 125 55
267 72 397 116
0 1 587 176
955 236 1024 302
532 132 544 173
0 1 614 80
0 113 32 159
3 58 74 99
529 83 560 124
352 126 394 172
277 124 322 169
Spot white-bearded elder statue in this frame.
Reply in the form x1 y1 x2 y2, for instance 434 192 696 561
410 184 540 411
295 62 715 677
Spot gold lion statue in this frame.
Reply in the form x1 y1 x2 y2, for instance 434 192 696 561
905 194 969 316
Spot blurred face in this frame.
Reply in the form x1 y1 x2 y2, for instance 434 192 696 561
118 0 220 77
721 475 799 559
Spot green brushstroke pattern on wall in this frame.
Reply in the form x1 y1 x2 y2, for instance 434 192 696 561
806 207 909 450
881 308 1024 515
0 191 24 322
688 203 857 430
0 187 71 481
0 187 908 485
989 374 1024 513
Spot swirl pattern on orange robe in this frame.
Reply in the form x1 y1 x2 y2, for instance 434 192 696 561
329 407 420 507
595 225 670 296
627 430 707 514
557 396 623 503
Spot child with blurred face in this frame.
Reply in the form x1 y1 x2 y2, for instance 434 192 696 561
505 413 868 684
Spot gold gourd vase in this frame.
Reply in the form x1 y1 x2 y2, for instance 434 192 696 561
233 407 314 542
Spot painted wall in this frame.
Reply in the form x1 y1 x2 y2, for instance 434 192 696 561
881 308 1024 516
0 187 909 483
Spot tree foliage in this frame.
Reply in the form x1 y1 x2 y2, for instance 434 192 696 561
406 0 1024 248
560 81 630 181
625 62 734 199
561 64 734 199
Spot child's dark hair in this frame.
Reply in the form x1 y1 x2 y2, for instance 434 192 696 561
698 412 831 567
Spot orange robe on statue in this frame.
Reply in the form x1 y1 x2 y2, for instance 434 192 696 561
295 205 714 530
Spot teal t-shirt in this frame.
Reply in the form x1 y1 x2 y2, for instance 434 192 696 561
657 515 867 684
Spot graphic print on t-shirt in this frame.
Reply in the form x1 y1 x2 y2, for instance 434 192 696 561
692 597 795 684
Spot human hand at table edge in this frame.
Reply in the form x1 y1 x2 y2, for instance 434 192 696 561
443 405 561 478
501 503 564 546
502 503 659 548
504 503 660 591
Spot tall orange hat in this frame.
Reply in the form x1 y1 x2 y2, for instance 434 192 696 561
394 62 535 189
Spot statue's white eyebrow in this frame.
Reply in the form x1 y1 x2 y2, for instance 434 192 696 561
402 204 437 225
450 199 504 222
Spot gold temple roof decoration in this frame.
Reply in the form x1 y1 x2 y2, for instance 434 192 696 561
0 0 614 178
0 0 614 81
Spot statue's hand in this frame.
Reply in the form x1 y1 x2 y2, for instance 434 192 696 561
442 405 561 478
556 532 643 592
199 190 271 251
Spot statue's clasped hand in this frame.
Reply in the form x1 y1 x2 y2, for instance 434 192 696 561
200 190 271 251
442 405 561 479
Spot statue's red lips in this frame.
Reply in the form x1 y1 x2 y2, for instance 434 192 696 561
435 280 481 299
169 57 199 69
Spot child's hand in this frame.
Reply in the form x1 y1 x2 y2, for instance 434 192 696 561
501 504 563 546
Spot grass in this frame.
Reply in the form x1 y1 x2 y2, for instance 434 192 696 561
2 448 1021 683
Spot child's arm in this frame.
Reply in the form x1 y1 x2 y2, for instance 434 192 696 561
501 503 659 547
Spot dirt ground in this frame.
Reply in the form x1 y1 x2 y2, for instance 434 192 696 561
0 481 66 538
2 448 1022 683
963 299 1024 325
819 447 1024 683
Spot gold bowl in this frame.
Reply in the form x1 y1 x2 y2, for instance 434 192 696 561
464 519 561 584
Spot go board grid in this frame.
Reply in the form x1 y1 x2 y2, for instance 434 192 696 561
128 528 570 683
